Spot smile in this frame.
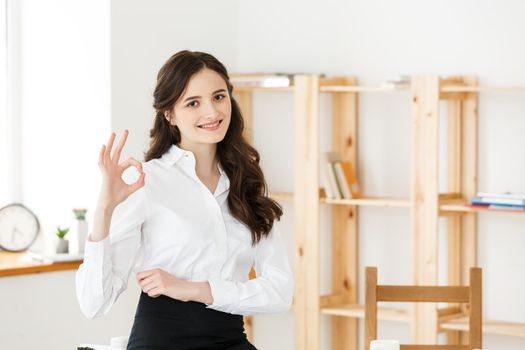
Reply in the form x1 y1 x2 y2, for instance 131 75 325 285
198 119 222 130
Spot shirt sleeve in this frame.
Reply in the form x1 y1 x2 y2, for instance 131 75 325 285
75 167 148 319
205 225 294 316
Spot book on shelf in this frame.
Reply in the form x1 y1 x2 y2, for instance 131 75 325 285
471 192 525 206
380 75 411 89
230 73 294 88
230 72 327 88
321 152 341 199
467 203 525 211
476 191 525 201
322 151 361 199
472 196 525 206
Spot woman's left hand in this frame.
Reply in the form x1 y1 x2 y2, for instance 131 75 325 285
136 268 194 301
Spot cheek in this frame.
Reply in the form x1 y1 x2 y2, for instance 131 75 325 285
221 104 232 121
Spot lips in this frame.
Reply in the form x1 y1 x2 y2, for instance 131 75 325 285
198 119 223 128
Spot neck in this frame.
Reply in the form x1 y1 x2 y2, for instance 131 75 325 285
178 139 220 178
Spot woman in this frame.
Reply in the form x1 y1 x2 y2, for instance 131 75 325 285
75 50 294 350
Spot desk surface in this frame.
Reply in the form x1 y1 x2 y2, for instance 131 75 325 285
0 251 82 277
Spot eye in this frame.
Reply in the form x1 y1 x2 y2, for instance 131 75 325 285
214 94 226 101
186 100 198 108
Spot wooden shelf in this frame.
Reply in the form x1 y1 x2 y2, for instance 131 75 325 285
439 198 525 214
322 196 411 208
232 86 294 92
320 85 410 93
269 191 294 201
0 251 82 277
441 85 525 93
321 303 410 323
268 191 411 208
440 316 525 338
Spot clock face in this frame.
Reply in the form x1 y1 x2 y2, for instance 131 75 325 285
0 203 40 252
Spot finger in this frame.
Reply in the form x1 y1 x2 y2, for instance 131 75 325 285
119 157 143 174
138 274 155 286
98 144 106 167
136 269 155 281
127 172 146 194
147 287 161 298
112 129 129 164
143 281 157 293
104 132 116 163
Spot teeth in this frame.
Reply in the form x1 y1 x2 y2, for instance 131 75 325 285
199 120 220 128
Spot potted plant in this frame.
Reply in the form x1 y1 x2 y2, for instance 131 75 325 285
54 225 70 254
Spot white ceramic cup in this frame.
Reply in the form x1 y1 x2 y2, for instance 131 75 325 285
370 339 400 350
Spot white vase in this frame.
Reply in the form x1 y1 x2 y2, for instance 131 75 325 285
69 219 88 254
54 237 69 254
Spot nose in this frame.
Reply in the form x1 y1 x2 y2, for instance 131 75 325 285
201 99 219 118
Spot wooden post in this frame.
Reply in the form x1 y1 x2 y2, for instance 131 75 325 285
294 75 321 350
365 267 378 350
469 267 482 349
237 91 254 142
330 77 359 350
410 76 440 343
445 75 464 345
459 76 479 345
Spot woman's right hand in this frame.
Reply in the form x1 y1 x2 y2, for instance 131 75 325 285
97 129 146 210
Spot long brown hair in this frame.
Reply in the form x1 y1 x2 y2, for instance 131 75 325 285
144 50 283 246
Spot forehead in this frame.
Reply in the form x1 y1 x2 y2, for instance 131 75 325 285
182 68 227 96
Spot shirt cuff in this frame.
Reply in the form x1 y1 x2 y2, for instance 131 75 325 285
83 233 110 264
82 234 112 298
206 277 239 312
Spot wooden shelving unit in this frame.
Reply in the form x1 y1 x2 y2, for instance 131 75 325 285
232 75 525 349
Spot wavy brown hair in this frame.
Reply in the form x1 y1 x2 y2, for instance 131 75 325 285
143 50 283 246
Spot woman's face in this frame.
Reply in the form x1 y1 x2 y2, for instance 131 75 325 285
166 68 232 148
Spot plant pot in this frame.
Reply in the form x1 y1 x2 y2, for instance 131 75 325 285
54 238 69 254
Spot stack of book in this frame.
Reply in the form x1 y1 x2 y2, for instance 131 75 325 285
468 192 525 211
380 75 411 89
321 151 361 199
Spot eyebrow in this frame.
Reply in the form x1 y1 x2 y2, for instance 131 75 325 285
183 89 227 103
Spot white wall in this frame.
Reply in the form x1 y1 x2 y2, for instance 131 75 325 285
1 0 113 349
237 0 525 349
17 0 111 254
111 0 239 160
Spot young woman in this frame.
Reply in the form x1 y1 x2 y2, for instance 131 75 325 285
75 50 294 349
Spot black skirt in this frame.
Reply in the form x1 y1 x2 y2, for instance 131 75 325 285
126 291 257 350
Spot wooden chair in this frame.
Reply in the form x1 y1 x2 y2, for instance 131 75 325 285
365 266 482 350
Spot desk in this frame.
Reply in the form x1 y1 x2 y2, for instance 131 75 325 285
0 251 82 277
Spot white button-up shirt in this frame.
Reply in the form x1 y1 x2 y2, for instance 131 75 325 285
75 144 294 319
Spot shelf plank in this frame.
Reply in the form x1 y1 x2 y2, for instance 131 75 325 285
268 191 294 201
440 199 525 214
232 86 294 92
322 196 411 208
320 85 410 93
268 191 411 208
321 303 411 323
441 85 525 93
0 251 82 277
440 316 525 338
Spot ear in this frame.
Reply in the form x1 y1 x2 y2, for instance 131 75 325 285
164 111 176 125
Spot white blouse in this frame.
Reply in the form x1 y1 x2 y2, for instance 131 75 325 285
75 144 294 319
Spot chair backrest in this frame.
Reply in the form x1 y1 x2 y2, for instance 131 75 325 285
364 266 482 350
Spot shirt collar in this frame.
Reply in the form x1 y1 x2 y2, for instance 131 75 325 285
160 143 226 176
